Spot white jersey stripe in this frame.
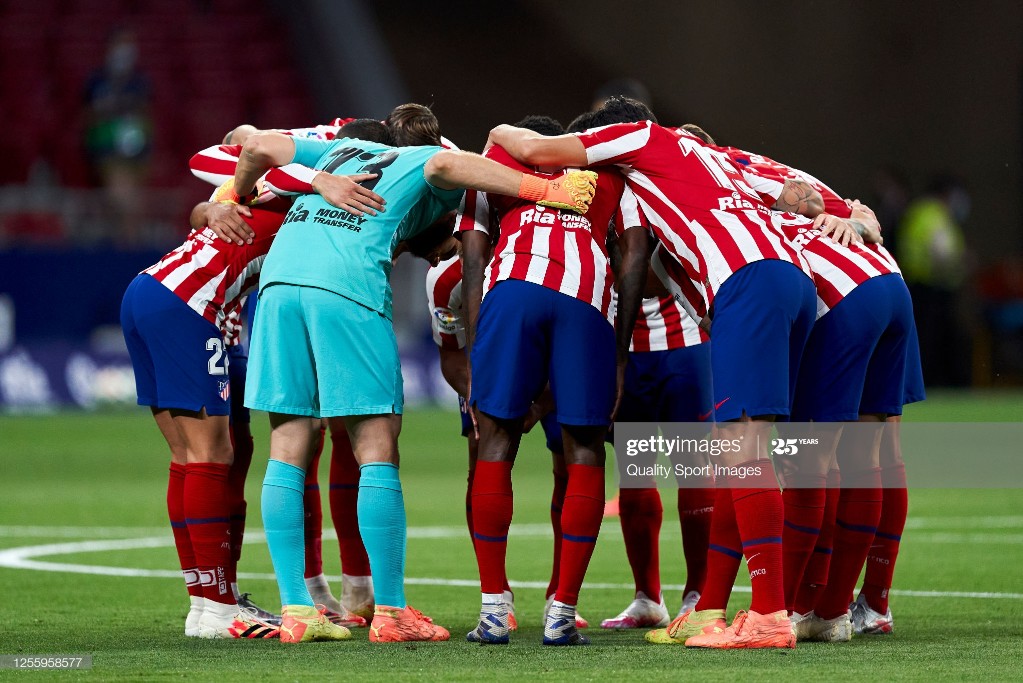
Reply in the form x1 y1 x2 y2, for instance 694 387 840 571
584 126 651 165
525 228 552 284
160 243 220 292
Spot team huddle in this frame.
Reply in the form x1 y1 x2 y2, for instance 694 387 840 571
121 95 922 650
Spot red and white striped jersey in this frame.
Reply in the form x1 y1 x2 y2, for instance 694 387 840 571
777 215 901 318
629 294 708 352
718 146 855 219
719 149 903 318
456 145 630 322
425 254 466 351
222 305 244 347
143 198 291 330
574 122 811 317
718 147 902 274
190 142 324 196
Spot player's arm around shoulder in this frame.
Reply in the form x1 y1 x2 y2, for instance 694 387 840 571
486 125 588 167
235 132 298 196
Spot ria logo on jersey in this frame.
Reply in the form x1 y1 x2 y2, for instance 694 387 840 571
717 191 760 212
519 205 592 231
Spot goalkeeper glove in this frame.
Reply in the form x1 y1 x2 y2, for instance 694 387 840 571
518 170 598 214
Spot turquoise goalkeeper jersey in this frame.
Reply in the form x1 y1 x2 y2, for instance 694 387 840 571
259 136 463 319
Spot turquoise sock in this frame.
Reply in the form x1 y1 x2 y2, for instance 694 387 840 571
262 459 313 607
358 462 407 608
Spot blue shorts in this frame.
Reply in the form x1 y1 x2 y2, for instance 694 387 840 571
902 316 926 406
471 280 615 426
227 344 250 425
710 261 817 421
246 284 402 418
793 274 915 421
616 344 714 423
120 273 232 415
459 395 564 453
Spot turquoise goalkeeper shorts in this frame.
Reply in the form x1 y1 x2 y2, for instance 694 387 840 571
245 283 403 417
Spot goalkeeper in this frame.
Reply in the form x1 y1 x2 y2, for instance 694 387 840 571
233 129 596 644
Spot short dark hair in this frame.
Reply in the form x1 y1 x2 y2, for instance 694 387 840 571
680 123 715 145
405 211 456 259
588 95 658 128
567 110 600 134
386 103 442 146
339 118 393 145
594 78 651 108
512 115 564 137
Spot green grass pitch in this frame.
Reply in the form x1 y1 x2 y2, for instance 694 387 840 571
1 390 1021 681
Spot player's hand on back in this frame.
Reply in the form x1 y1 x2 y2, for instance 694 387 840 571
205 202 255 245
814 213 863 247
311 173 386 216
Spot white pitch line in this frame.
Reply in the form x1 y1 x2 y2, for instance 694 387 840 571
1 515 1021 540
0 535 1021 601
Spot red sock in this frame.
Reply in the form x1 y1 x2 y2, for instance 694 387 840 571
227 425 253 583
168 463 201 598
694 486 742 611
303 433 324 579
793 468 840 614
815 468 883 620
555 464 604 606
472 461 514 595
782 474 827 612
328 425 371 577
860 464 908 613
731 459 785 615
677 487 715 595
184 462 233 605
619 487 662 598
546 468 568 598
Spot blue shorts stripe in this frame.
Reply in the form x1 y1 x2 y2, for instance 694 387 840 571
562 533 598 544
813 546 833 555
329 483 358 490
185 516 231 525
837 519 878 535
169 521 187 529
305 483 320 491
550 504 562 513
473 532 508 543
708 544 743 560
876 530 902 541
784 520 821 536
229 514 245 522
742 535 783 548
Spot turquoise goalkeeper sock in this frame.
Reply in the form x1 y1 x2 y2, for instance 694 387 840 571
262 459 314 607
358 462 407 608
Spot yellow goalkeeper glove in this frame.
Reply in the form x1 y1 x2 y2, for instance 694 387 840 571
213 178 262 206
518 170 598 214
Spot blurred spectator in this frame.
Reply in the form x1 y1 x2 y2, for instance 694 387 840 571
592 77 651 111
83 27 152 246
897 174 971 387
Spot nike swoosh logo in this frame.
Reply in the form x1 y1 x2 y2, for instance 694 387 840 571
698 397 731 421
